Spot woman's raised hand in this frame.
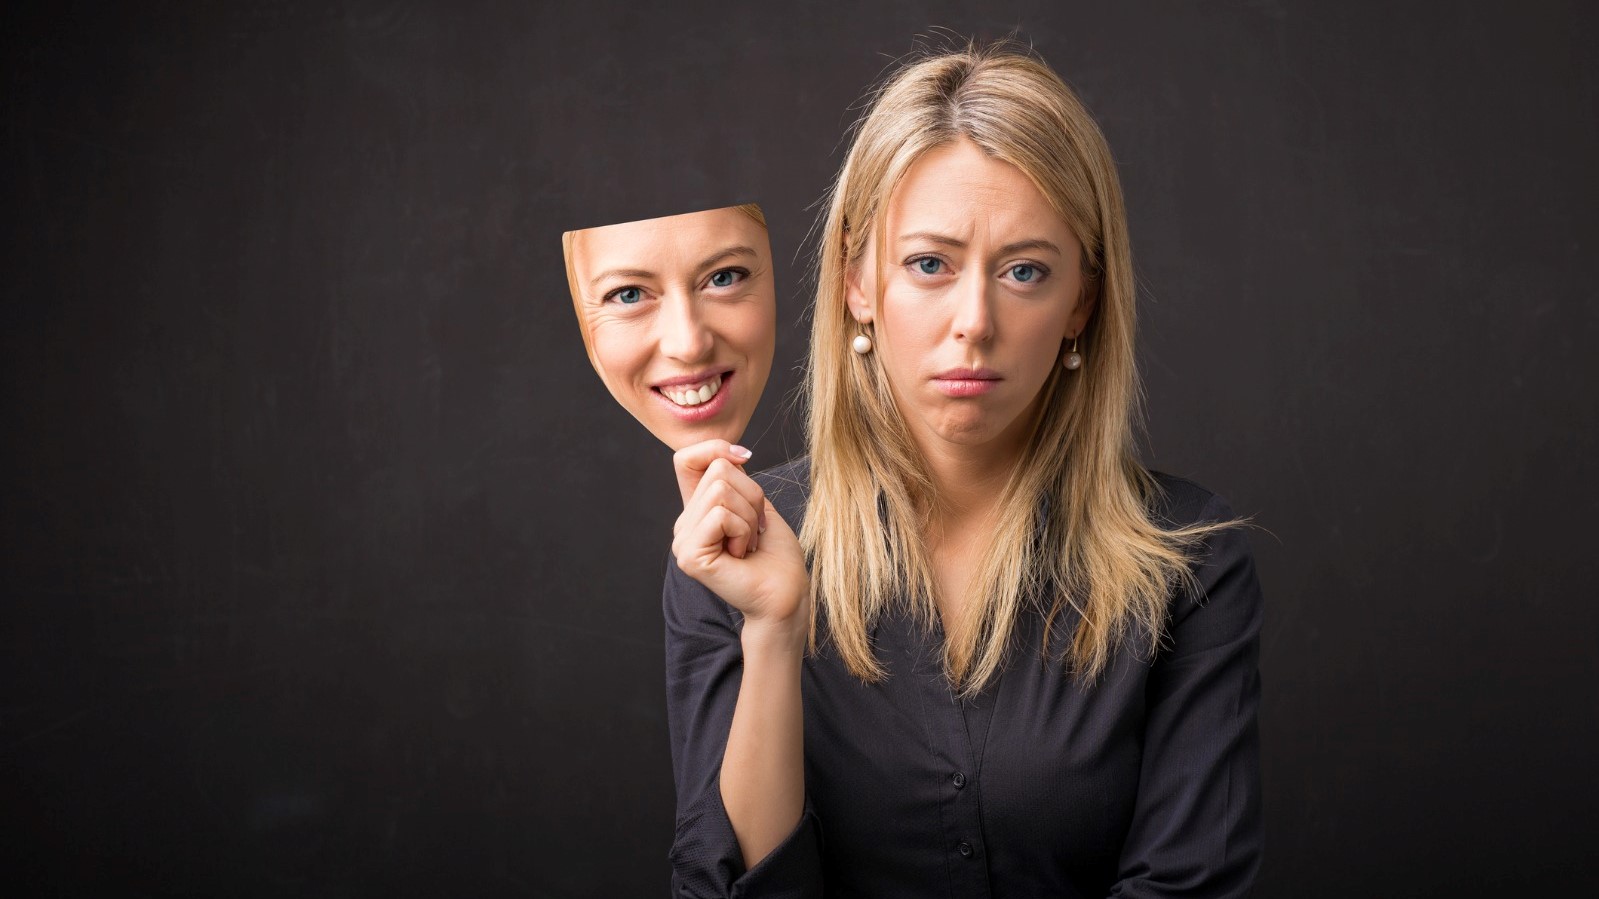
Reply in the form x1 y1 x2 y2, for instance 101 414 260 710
671 440 810 639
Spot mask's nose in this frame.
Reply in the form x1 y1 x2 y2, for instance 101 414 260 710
658 291 715 363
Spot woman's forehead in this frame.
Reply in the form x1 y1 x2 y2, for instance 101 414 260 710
889 146 1060 224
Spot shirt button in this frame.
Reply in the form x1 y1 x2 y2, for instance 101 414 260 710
951 772 967 789
957 841 973 858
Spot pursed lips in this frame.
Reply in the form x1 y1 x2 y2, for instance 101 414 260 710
934 367 1002 380
931 366 1002 398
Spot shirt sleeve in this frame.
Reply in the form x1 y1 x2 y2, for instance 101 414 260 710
662 550 825 898
1109 493 1265 898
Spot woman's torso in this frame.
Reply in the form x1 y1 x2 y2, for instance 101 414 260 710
755 455 1213 898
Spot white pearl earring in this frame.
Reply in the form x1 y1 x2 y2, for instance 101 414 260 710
852 333 873 354
1063 335 1083 371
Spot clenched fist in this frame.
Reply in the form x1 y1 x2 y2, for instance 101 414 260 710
670 440 810 641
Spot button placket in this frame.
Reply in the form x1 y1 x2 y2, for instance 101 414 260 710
905 610 991 895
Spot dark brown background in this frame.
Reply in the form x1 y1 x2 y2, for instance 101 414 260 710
4 1 1596 895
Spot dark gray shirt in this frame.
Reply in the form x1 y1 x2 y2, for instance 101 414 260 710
664 456 1264 898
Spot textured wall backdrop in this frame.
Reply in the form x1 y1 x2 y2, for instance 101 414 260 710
3 1 1595 895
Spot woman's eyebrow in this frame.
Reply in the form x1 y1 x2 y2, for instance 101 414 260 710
897 231 1062 257
897 231 965 250
996 238 1062 256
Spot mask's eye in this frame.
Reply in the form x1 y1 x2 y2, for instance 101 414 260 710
707 268 748 289
605 286 645 305
912 256 944 275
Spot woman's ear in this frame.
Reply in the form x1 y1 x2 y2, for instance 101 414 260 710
844 262 874 325
1068 272 1100 336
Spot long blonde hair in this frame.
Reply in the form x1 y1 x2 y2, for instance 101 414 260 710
798 40 1248 696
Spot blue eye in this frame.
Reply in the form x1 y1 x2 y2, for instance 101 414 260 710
1008 263 1049 284
914 257 943 275
708 268 744 288
611 287 643 305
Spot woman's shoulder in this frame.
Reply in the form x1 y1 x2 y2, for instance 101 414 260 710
1143 468 1242 529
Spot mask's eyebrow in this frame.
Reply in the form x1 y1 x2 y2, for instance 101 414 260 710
588 267 656 290
587 245 761 292
897 231 1063 258
693 245 759 275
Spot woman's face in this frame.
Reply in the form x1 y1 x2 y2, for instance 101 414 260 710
569 207 775 451
847 138 1097 459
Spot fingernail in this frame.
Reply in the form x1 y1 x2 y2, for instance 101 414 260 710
759 511 767 534
731 445 753 460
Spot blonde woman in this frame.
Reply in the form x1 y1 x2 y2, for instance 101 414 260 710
665 41 1264 898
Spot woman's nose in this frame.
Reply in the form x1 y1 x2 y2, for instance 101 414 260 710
658 292 715 362
950 271 996 343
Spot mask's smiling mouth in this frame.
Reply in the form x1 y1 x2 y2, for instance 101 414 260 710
655 372 725 407
650 369 735 420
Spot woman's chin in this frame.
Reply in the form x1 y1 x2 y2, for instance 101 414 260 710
919 410 1003 446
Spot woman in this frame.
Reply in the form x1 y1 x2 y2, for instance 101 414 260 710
562 203 776 452
665 42 1263 898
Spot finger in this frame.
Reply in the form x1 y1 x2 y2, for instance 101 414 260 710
699 460 769 556
673 439 754 507
718 487 755 560
676 504 755 578
754 497 797 548
700 457 769 538
687 477 761 559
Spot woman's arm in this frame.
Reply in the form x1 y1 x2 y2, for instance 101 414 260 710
721 617 808 869
1109 492 1265 898
664 446 823 897
662 555 823 898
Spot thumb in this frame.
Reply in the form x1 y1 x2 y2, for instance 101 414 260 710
757 497 798 543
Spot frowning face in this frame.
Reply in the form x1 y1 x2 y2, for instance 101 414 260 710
847 139 1096 459
565 206 776 450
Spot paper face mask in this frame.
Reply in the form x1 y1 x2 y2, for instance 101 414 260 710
562 204 776 451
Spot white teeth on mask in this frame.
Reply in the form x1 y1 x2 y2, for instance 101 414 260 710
662 374 723 407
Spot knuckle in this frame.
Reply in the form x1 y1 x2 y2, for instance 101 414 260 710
733 466 761 494
744 480 767 504
718 508 746 533
671 448 693 473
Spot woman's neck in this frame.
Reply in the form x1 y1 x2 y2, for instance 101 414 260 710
917 431 1026 541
